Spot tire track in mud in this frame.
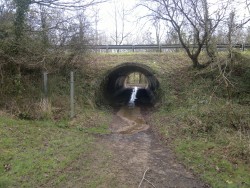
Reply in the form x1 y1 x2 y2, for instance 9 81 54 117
100 106 209 188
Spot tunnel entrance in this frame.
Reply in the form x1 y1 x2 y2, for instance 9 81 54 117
101 63 160 107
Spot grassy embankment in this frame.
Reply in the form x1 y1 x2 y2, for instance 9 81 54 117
0 51 188 187
0 52 115 187
90 52 250 187
0 51 249 187
146 52 250 187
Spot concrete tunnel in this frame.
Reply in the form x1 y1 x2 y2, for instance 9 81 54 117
100 63 160 106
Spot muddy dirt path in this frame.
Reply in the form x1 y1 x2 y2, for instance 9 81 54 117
100 106 208 188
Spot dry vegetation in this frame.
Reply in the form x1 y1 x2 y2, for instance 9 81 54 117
144 52 250 187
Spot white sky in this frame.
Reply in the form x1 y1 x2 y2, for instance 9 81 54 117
95 0 149 43
91 0 250 44
98 0 140 31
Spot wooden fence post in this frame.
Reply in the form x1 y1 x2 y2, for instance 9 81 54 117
43 72 48 100
70 71 75 118
106 45 109 53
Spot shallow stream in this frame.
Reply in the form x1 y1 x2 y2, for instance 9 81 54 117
113 106 149 134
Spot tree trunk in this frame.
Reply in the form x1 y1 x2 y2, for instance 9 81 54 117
14 0 31 42
191 56 205 69
40 6 49 48
13 0 31 55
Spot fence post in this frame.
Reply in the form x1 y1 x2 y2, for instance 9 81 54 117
242 43 245 51
43 72 48 100
158 44 162 52
106 45 109 53
70 71 75 118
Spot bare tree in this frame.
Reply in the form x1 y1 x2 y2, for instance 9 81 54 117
66 10 93 53
165 28 178 44
226 9 250 63
153 18 166 50
0 0 14 40
110 0 131 47
92 6 100 45
2 0 106 80
142 31 154 44
39 5 50 48
227 11 236 65
247 0 250 13
13 0 105 49
245 26 250 43
140 0 227 68
153 19 161 46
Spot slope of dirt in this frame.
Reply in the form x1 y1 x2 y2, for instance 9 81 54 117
99 106 209 188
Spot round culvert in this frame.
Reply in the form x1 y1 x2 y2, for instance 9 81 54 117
99 62 160 106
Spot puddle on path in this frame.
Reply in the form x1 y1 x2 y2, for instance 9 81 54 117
102 106 208 187
111 106 149 134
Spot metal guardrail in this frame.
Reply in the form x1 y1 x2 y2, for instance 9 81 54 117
89 44 250 52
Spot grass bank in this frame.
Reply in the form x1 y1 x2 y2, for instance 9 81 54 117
0 109 112 188
0 51 190 187
147 52 250 187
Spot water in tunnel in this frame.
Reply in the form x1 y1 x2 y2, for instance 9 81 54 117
101 63 160 107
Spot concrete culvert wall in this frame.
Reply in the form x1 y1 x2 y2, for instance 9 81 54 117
98 62 160 107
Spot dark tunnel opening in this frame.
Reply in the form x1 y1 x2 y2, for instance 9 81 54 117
101 63 160 107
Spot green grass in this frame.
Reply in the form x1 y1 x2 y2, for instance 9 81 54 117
175 139 250 187
71 109 112 134
147 53 250 187
151 107 250 187
0 109 112 187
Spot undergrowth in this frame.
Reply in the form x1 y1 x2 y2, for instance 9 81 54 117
0 52 104 120
148 53 250 187
0 51 189 119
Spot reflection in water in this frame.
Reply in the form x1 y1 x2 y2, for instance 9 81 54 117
128 87 138 108
115 106 149 134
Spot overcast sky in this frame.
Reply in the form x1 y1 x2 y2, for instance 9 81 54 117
95 0 148 43
91 0 250 44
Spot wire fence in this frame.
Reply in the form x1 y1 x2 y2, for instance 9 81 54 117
41 70 87 119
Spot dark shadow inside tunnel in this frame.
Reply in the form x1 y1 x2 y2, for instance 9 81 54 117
100 63 160 107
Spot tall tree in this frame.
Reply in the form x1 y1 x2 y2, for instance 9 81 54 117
39 5 49 48
0 0 14 40
111 0 131 47
12 0 105 48
141 0 227 68
13 0 31 44
153 18 165 49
